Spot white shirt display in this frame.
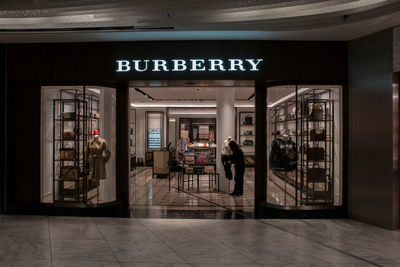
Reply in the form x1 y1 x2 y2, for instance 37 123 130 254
177 138 187 153
221 138 233 155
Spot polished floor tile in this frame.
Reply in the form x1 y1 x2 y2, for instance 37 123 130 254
0 260 52 267
51 239 117 262
0 215 398 267
0 236 51 260
108 239 185 263
52 260 121 267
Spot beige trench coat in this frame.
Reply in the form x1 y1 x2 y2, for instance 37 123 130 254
86 136 111 180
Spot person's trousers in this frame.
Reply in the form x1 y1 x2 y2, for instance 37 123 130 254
233 171 244 193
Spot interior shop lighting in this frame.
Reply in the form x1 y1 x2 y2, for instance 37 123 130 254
169 110 217 115
131 103 216 108
135 87 155 100
130 103 255 108
169 118 176 122
87 88 101 94
268 88 310 108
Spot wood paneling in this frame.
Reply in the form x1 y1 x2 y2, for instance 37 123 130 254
348 29 398 229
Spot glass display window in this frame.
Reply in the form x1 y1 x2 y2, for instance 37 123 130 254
266 85 342 207
40 85 116 205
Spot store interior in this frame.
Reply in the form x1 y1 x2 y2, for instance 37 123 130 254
38 82 342 216
128 81 256 217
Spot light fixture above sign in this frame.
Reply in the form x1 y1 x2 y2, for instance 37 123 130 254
116 58 263 72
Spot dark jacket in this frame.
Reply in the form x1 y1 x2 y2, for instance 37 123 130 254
269 138 297 171
231 149 245 174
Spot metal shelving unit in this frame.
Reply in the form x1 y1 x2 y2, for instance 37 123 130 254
268 87 335 206
52 88 101 204
238 111 255 167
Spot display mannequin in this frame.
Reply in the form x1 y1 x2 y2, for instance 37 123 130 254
221 136 233 180
176 137 187 160
222 136 233 156
86 129 111 181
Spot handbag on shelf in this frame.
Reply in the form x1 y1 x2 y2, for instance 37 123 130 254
62 112 76 120
185 155 196 165
307 165 326 182
244 156 255 165
185 167 194 174
136 158 144 167
194 165 204 174
204 165 215 174
62 131 75 140
197 153 209 164
309 103 324 121
243 140 254 146
310 129 326 141
60 148 76 160
60 166 79 180
244 115 253 125
307 147 325 161
243 130 253 136
90 112 100 118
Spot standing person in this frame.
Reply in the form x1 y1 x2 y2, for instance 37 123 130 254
228 140 245 196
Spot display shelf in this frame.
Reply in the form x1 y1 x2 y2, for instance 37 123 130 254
53 88 100 204
238 111 255 167
130 109 136 171
268 88 335 206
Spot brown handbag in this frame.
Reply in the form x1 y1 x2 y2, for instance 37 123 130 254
307 164 326 182
63 132 75 140
60 166 79 180
204 165 215 174
60 148 76 160
310 129 326 141
307 147 325 161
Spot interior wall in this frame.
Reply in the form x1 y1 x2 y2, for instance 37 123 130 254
348 28 399 229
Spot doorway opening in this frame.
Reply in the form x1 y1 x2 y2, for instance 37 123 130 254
128 80 255 218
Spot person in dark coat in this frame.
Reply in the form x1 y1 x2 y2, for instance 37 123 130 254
228 140 245 196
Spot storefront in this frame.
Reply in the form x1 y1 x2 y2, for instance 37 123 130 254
2 40 347 217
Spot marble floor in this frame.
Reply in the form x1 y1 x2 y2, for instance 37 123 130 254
130 167 255 217
0 215 398 267
130 167 299 218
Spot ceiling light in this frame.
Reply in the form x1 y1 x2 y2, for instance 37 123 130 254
131 103 255 108
268 88 309 108
169 111 217 115
87 88 100 94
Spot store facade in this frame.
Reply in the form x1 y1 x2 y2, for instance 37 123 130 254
1 40 348 217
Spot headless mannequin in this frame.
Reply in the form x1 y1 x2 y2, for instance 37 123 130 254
222 136 233 155
221 136 233 180
87 131 111 181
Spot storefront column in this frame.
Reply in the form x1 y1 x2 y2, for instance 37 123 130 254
254 81 267 208
216 88 235 193
0 44 5 214
116 81 130 216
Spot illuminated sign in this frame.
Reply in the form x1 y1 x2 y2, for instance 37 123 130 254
116 58 263 72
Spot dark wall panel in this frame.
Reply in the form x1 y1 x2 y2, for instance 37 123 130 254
7 84 41 205
348 29 398 229
6 41 347 83
0 44 5 214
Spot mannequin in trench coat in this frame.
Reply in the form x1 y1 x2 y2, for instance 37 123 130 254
86 133 111 181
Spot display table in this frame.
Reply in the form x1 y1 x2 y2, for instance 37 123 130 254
177 164 219 193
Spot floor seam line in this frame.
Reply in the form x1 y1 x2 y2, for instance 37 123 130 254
139 220 191 265
94 220 124 267
256 219 385 267
48 217 54 267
